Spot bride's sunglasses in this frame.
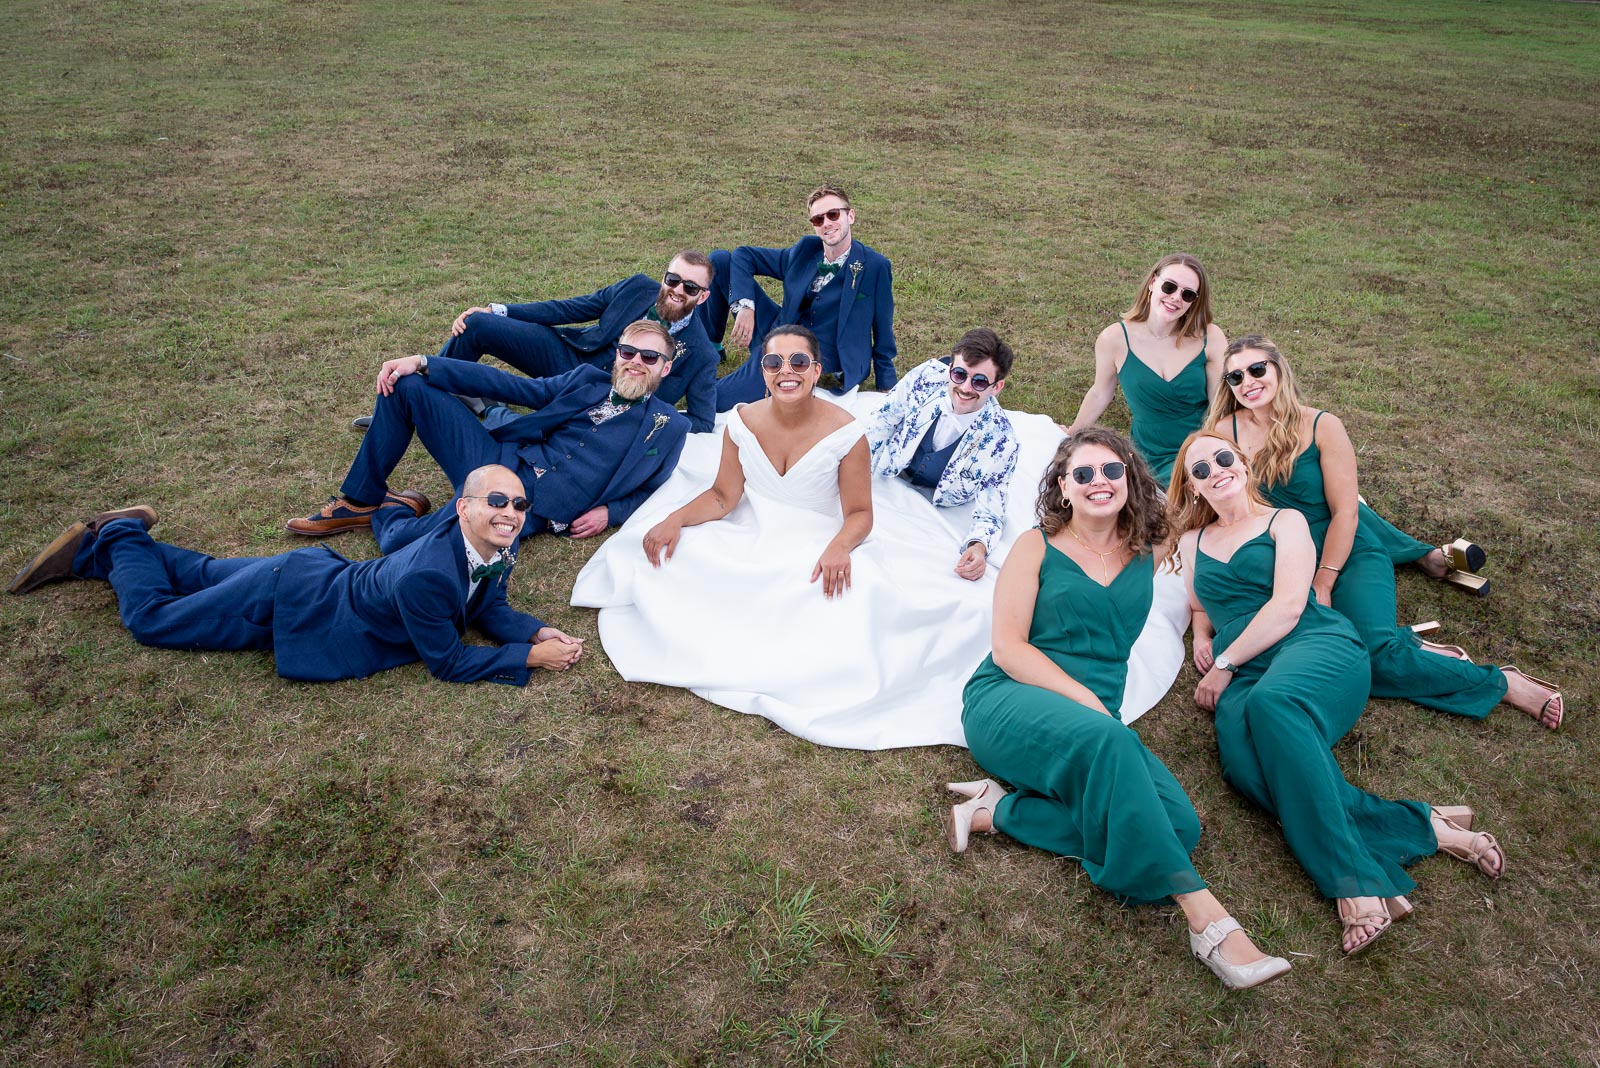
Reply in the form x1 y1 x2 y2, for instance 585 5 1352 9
1223 361 1272 388
1189 450 1237 481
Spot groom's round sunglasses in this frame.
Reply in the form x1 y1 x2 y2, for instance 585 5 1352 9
808 207 847 227
662 272 708 297
617 343 670 365
462 492 531 512
1223 361 1272 388
1070 462 1126 484
948 365 995 392
1189 450 1237 481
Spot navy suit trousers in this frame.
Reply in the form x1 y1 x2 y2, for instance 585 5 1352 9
437 312 595 379
340 374 512 507
74 519 284 652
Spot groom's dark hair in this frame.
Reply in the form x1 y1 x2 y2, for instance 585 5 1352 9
952 327 1014 381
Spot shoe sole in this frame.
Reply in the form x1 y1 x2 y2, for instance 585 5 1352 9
284 519 373 537
8 521 89 595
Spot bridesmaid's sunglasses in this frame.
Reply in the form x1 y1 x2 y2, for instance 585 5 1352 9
1069 462 1126 484
1223 361 1272 388
1158 279 1198 303
462 492 532 512
761 352 817 372
1189 450 1238 481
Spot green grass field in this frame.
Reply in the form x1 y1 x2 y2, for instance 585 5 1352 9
3 1 1598 1064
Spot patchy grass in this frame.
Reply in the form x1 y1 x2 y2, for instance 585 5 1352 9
2 0 1598 1064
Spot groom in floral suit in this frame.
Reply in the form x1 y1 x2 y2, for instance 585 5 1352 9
864 328 1020 582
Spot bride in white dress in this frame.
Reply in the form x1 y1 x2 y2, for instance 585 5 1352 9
572 325 998 749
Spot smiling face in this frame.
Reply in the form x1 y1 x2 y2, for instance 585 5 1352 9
457 465 528 557
656 254 712 323
761 329 821 402
1223 347 1280 409
808 193 854 254
949 353 1004 415
1184 434 1247 508
611 324 673 399
1059 441 1128 520
1149 262 1201 326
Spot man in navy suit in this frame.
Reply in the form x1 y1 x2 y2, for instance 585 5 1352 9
7 466 584 685
400 251 719 432
710 185 897 410
291 320 690 545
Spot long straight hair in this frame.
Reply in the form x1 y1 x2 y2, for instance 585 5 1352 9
1124 253 1213 343
1202 334 1307 489
1164 428 1272 572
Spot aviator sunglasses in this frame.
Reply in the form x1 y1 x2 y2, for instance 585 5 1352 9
808 206 848 227
1223 361 1272 388
760 351 817 372
1189 450 1237 481
462 492 531 512
1069 462 1126 485
662 272 708 297
1158 279 1199 304
616 343 670 365
948 365 995 392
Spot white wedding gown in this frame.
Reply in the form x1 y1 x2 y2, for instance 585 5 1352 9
572 396 1190 751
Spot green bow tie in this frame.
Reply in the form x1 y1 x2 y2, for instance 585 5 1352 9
471 559 508 583
645 307 663 322
608 390 645 408
816 262 842 279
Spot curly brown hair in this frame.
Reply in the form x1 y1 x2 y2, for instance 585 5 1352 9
1036 426 1168 555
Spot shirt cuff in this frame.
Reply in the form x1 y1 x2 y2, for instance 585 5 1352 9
490 303 508 316
732 299 754 312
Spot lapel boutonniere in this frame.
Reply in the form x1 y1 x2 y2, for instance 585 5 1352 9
645 412 671 442
849 261 864 290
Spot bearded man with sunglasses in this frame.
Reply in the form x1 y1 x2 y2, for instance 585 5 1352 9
8 465 583 684
864 328 1020 581
289 320 689 545
709 185 897 410
389 251 720 433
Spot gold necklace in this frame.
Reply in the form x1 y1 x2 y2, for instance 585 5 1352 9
1066 524 1123 584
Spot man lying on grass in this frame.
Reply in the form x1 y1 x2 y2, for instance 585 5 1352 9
8 464 583 685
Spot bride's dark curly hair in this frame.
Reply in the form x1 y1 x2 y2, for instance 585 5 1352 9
1036 426 1168 555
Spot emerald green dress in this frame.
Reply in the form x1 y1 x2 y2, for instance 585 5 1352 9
1238 412 1507 718
962 541 1205 905
1116 322 1208 484
1359 501 1435 566
1195 513 1436 899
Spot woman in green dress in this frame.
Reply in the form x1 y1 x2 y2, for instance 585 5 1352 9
950 427 1292 990
1065 255 1480 586
1201 336 1564 729
1066 254 1226 484
1169 429 1506 954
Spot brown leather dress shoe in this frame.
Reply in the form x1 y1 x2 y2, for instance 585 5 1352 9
87 505 158 533
286 490 431 537
8 521 90 595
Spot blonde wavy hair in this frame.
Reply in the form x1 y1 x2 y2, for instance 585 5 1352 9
1036 427 1168 556
1202 334 1306 490
1124 253 1213 343
1164 428 1272 572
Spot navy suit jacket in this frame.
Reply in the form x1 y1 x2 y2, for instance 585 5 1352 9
424 359 689 528
274 513 543 685
503 273 718 432
730 237 897 391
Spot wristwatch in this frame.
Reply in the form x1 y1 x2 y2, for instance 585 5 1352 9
417 354 430 376
1214 652 1239 674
